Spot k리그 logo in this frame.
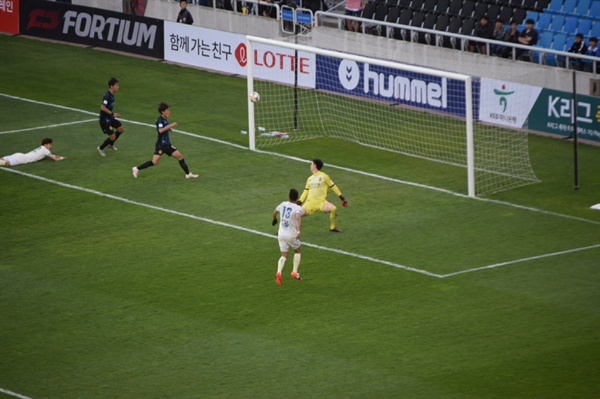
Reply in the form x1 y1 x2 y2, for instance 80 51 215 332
493 84 515 112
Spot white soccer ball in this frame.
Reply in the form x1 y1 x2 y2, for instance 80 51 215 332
250 91 260 103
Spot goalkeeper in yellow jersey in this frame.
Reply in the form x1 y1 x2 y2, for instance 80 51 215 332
299 159 348 232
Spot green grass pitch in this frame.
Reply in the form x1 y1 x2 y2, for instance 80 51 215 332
0 35 599 399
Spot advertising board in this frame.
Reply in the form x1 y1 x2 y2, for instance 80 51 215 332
20 0 163 58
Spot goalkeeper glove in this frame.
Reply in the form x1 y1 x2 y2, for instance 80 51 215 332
340 195 348 208
272 218 278 226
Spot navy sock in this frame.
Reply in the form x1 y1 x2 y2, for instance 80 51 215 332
179 159 190 174
99 138 112 150
138 161 154 170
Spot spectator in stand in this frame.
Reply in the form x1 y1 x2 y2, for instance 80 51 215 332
258 0 276 18
177 0 194 25
582 36 599 73
491 18 507 56
345 0 362 32
469 15 494 55
566 33 588 70
501 20 520 58
516 19 538 61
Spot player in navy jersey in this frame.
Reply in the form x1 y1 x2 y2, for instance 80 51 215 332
97 77 124 156
132 102 199 179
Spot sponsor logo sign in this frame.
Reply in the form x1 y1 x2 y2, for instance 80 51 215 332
20 0 163 58
479 78 541 128
164 22 315 87
528 88 600 142
317 56 467 117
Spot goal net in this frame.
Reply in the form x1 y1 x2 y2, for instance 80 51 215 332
246 35 539 197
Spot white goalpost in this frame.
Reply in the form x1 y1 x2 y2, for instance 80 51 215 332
246 35 538 197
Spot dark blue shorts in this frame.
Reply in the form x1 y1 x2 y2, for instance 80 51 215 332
99 118 122 135
155 144 177 156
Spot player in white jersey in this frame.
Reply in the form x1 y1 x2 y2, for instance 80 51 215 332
0 138 65 167
272 188 303 286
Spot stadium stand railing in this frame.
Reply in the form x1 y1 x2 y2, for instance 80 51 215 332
310 0 599 74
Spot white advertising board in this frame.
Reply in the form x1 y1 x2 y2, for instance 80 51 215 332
479 78 542 128
164 22 315 88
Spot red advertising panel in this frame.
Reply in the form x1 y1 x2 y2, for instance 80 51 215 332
0 0 19 34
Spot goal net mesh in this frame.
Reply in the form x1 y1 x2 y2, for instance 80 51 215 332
250 35 538 196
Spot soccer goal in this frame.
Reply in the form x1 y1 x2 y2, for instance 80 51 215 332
246 35 539 197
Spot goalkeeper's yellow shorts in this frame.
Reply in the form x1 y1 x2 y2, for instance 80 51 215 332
302 198 325 216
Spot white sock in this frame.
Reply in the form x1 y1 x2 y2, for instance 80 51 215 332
277 256 286 274
0 160 5 167
292 253 301 274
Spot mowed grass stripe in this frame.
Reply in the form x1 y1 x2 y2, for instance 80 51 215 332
3 92 598 229
2 167 441 278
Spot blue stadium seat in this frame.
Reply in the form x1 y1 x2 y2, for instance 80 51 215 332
590 1 600 18
547 0 563 13
549 14 565 31
537 13 552 30
575 0 590 16
577 18 592 37
532 31 553 63
537 31 554 48
564 16 578 34
545 32 566 65
525 10 540 23
560 0 576 15
591 20 600 37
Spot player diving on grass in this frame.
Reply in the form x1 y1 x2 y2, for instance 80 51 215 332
0 138 65 167
298 159 348 232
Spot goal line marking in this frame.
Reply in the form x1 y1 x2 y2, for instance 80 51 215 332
2 92 597 227
4 168 598 279
0 387 33 399
440 244 600 278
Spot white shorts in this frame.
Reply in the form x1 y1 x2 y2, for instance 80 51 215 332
278 235 301 253
3 154 25 166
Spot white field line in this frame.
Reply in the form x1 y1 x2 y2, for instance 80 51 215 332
2 92 597 227
0 388 33 399
1 168 443 279
2 93 599 278
440 244 600 278
0 119 97 135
